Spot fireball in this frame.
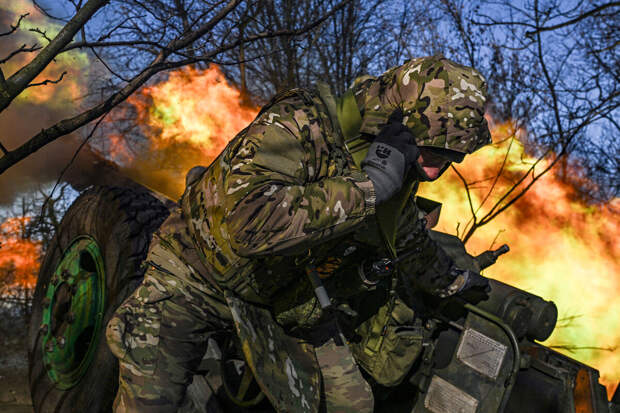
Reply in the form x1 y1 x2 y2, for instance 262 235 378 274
418 119 619 397
0 217 41 289
106 65 258 197
104 65 619 397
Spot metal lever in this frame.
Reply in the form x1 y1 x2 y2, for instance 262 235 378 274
475 244 510 270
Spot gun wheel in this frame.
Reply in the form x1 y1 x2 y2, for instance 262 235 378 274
28 186 169 413
39 236 106 390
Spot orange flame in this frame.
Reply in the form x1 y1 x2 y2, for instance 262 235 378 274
104 67 619 397
0 217 41 289
418 119 620 398
107 65 258 197
130 66 257 154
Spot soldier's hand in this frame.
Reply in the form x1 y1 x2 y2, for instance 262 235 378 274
437 268 490 298
362 109 420 204
455 269 490 294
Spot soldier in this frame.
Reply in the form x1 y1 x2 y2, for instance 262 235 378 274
106 55 492 412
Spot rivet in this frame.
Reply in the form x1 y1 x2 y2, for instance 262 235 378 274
57 337 66 349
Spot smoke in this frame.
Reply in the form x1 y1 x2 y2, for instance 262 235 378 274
0 102 96 205
0 1 96 205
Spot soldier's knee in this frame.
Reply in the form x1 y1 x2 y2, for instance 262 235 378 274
106 280 170 375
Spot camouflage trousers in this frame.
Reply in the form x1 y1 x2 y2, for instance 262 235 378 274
106 243 374 412
105 243 233 413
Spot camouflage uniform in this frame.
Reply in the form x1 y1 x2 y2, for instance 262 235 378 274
106 209 234 412
106 55 491 412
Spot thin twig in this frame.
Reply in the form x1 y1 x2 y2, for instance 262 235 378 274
474 132 517 217
451 164 477 241
89 46 132 82
0 13 29 37
61 39 166 53
32 0 69 22
37 111 109 227
525 1 620 38
0 44 43 65
488 229 505 251
28 27 53 43
27 71 67 88
151 0 352 71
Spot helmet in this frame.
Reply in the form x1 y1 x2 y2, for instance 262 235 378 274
344 55 491 157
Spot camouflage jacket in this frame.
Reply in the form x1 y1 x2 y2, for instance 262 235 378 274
179 86 457 326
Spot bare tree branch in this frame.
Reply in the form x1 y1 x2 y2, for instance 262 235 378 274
451 164 478 233
0 0 109 113
28 27 54 43
89 45 132 82
60 39 167 52
456 128 519 241
0 43 43 65
0 13 29 37
443 0 620 241
525 1 620 38
461 148 562 243
32 0 71 22
27 71 67 88
0 0 355 175
487 229 505 250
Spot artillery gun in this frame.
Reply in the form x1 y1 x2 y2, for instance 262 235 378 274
27 183 620 413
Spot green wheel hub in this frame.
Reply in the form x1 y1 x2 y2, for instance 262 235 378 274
40 236 106 389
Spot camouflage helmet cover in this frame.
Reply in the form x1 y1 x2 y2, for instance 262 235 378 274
353 55 491 154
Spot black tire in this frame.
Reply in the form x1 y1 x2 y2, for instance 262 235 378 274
28 186 171 413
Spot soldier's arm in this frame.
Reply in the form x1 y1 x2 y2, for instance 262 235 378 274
394 198 461 297
223 98 376 256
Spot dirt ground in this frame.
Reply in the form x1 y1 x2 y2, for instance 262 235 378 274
0 311 34 413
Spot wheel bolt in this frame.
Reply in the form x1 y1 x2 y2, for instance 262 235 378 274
58 337 66 349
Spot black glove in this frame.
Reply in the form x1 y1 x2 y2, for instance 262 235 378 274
362 109 420 203
436 268 490 298
455 269 491 294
